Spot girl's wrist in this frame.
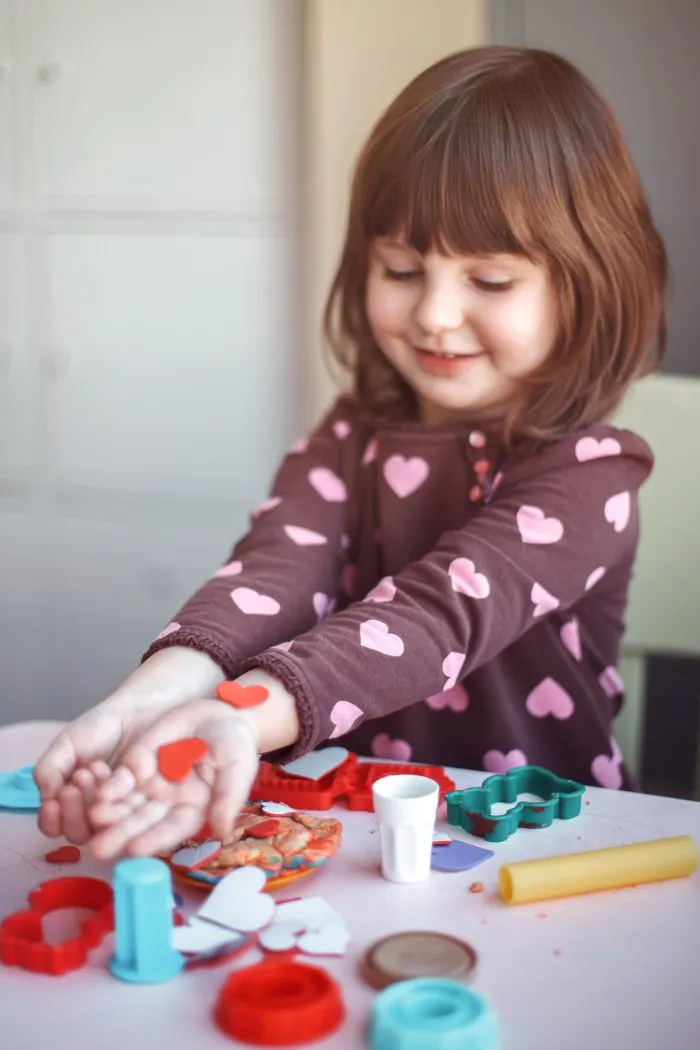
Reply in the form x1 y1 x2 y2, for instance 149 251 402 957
217 669 301 756
110 646 225 713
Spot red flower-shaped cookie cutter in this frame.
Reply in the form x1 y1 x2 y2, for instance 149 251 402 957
0 876 114 976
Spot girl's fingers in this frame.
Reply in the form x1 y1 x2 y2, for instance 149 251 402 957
34 731 78 801
58 782 93 845
38 798 63 840
208 753 258 843
91 798 171 860
94 764 139 803
126 803 207 858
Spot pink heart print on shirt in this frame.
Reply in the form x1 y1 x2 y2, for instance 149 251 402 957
359 619 405 657
308 467 347 503
288 436 309 454
313 592 336 620
333 420 351 440
284 525 328 546
383 455 430 498
448 558 490 599
212 560 243 579
365 576 396 603
604 491 630 533
371 733 412 761
231 587 281 616
362 438 378 465
526 677 575 720
585 566 606 591
329 700 364 738
560 618 582 661
252 496 282 519
599 665 624 698
483 749 528 774
425 684 469 712
592 741 624 789
516 505 564 545
441 651 466 689
575 436 622 462
156 621 180 640
531 582 559 618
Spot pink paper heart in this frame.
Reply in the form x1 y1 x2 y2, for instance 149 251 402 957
591 752 623 789
312 592 336 620
212 560 243 578
604 491 630 533
329 700 364 738
231 587 281 616
531 582 559 617
442 651 466 689
365 576 396 603
197 866 275 932
575 436 622 462
585 566 606 591
425 684 469 712
448 558 490 599
483 748 528 774
560 619 582 660
155 621 180 640
599 665 624 698
362 438 378 465
284 525 328 546
333 420 351 440
308 467 347 503
359 619 405 657
371 733 412 761
516 505 564 545
171 840 222 870
526 677 575 720
383 455 430 498
252 496 282 519
289 436 309 454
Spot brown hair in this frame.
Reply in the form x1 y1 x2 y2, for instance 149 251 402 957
323 46 668 444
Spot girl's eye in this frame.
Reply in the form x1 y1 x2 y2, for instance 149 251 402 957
473 278 514 293
384 267 422 282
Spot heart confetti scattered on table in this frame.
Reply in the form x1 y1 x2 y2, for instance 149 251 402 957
170 840 223 870
44 845 81 865
197 866 275 933
216 682 270 709
259 896 350 957
157 737 209 783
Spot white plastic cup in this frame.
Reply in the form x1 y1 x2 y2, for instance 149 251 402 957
372 774 439 883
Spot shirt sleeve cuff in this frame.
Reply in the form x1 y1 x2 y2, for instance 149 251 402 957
240 649 324 762
141 627 239 680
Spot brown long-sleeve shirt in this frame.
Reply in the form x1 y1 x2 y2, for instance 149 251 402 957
144 395 653 789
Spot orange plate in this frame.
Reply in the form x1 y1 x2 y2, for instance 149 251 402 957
168 862 318 894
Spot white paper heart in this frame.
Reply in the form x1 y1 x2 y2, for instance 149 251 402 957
172 918 244 954
259 801 296 816
170 839 222 869
432 830 452 846
281 747 348 781
258 921 302 952
197 866 275 932
297 924 350 957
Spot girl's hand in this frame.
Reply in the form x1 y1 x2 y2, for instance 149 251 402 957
87 699 259 860
32 648 225 845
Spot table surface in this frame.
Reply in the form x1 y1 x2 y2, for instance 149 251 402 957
1 721 699 1050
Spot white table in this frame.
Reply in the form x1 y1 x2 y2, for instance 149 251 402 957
1 721 699 1050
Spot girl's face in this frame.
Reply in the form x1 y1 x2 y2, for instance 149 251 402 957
366 239 559 426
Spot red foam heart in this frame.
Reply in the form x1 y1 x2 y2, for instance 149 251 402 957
158 737 210 783
247 819 282 839
45 845 81 865
216 682 270 709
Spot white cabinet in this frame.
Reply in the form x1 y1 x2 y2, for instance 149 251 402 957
0 0 302 720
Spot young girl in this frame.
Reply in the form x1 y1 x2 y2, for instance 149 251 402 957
35 45 667 860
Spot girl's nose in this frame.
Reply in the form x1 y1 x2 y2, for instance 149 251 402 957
414 281 465 334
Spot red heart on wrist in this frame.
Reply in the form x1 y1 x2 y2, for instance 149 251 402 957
158 737 210 783
216 682 270 709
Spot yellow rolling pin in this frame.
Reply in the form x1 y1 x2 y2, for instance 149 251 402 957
499 835 698 905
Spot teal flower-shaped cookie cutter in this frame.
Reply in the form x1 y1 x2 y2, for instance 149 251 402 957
445 765 585 843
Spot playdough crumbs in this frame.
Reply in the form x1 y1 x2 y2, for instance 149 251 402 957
469 882 484 893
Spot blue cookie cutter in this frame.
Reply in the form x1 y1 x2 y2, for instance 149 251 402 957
445 765 585 843
369 977 499 1050
0 766 41 811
